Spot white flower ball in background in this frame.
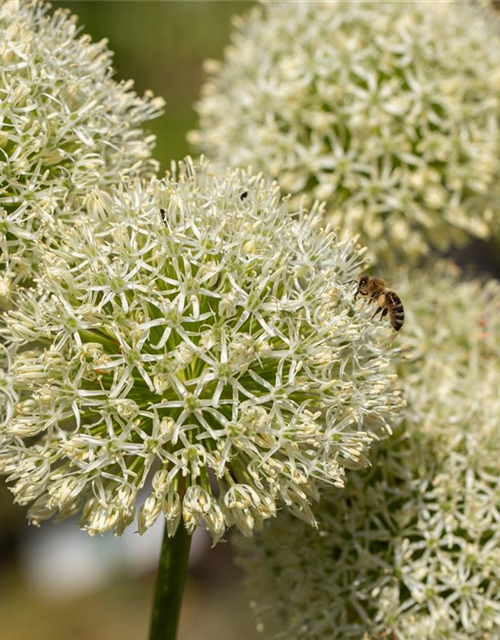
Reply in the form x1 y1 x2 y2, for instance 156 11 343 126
0 158 401 542
191 0 500 263
240 413 500 640
238 263 500 639
0 0 164 297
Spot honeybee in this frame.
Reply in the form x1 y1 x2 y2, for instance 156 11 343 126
354 275 404 332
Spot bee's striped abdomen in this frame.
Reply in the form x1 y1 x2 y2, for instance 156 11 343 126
387 291 404 331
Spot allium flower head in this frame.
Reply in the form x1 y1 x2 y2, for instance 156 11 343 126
0 0 164 293
238 263 500 638
0 159 400 541
191 0 500 263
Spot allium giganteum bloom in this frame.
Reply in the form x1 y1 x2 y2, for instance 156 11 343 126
191 0 500 262
239 263 500 639
0 0 164 296
0 160 401 542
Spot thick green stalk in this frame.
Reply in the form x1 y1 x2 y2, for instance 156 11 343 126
149 521 192 640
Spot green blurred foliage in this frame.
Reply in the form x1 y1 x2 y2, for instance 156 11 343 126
51 1 254 172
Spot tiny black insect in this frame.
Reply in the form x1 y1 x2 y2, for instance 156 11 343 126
159 208 167 225
240 191 248 201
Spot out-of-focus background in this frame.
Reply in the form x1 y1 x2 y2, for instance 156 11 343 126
0 2 260 639
56 0 253 170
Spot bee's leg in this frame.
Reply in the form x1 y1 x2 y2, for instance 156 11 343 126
371 306 384 319
354 289 366 301
381 308 388 319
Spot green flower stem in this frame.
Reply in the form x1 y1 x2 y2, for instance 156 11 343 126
149 521 192 640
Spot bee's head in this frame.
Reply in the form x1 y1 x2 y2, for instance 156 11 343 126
358 275 369 289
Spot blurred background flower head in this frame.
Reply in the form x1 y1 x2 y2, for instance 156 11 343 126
191 0 500 264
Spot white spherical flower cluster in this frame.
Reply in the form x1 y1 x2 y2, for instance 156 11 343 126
0 159 401 541
238 263 500 639
0 0 164 294
191 0 500 263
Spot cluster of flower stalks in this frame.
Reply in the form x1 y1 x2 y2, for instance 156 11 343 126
1 1 500 640
0 164 402 542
